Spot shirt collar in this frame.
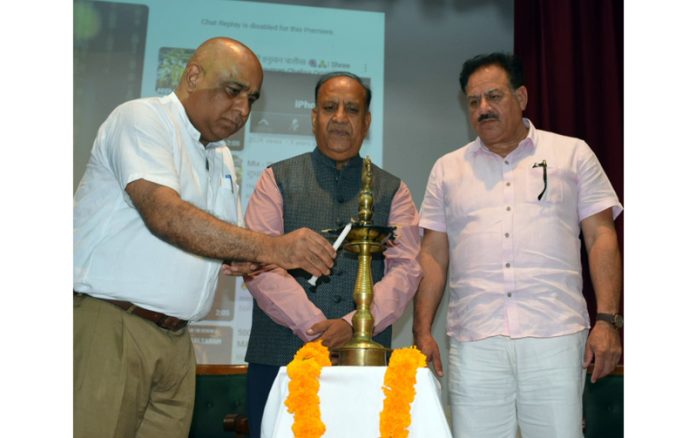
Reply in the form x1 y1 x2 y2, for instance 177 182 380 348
471 117 537 156
521 118 537 150
311 147 363 170
167 92 227 150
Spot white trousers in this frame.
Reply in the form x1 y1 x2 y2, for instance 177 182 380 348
448 331 587 438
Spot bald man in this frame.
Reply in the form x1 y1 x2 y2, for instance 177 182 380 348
73 37 336 438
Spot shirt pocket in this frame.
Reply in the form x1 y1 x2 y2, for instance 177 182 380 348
525 166 571 204
213 174 237 222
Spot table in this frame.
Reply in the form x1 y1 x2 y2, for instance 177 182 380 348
261 366 452 437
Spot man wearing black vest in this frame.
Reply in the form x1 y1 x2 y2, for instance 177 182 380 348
241 72 422 438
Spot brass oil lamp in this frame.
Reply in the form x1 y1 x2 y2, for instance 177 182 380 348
335 157 395 366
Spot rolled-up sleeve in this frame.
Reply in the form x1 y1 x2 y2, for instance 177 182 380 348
418 158 447 233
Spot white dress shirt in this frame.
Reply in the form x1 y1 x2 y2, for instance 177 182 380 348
74 93 242 321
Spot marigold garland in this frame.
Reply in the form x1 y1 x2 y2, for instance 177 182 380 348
379 346 427 438
284 340 332 438
284 343 426 438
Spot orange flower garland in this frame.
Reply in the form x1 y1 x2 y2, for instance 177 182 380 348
379 346 427 438
284 343 426 438
284 340 332 438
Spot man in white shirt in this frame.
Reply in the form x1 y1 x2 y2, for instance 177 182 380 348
73 37 336 438
413 53 623 438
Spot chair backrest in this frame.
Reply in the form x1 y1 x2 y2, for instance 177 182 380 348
582 365 623 438
189 365 249 438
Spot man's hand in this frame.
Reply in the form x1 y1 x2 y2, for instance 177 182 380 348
583 323 622 383
220 262 261 276
270 228 336 278
414 332 444 377
581 209 622 383
307 319 352 349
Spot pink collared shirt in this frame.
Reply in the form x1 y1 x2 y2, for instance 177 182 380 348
244 166 422 342
420 119 622 342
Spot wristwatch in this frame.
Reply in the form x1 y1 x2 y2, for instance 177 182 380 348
596 313 623 330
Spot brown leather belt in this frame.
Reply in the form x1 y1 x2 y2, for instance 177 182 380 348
74 292 188 331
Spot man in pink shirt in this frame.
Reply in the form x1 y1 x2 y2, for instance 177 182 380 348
414 53 622 438
241 72 422 438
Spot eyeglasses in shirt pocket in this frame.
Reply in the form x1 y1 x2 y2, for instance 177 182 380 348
526 166 568 203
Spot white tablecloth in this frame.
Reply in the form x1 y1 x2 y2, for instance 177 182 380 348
261 366 452 438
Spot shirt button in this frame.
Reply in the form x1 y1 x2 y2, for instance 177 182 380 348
333 296 342 303
507 292 512 297
337 196 344 203
336 218 344 226
506 206 511 211
505 263 511 268
504 160 510 165
505 233 510 238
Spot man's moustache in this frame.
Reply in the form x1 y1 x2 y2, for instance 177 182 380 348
328 123 350 134
478 113 498 122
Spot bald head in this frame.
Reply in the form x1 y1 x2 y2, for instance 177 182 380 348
178 38 261 91
176 37 263 144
